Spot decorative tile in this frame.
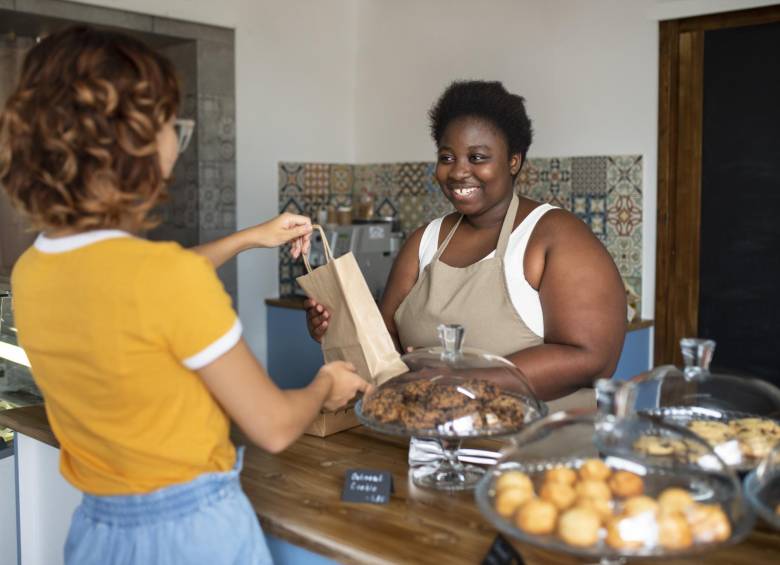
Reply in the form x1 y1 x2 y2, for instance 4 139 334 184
516 159 542 197
398 162 428 195
398 194 426 233
374 163 399 194
517 157 572 210
607 155 642 197
353 164 375 195
422 191 453 224
571 157 607 195
424 162 438 193
624 275 642 316
279 196 305 215
607 193 642 237
573 194 608 241
277 156 643 304
375 196 399 220
606 226 642 279
279 162 304 198
303 163 330 200
329 164 353 194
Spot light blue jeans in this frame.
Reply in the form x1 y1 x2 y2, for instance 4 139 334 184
65 447 272 565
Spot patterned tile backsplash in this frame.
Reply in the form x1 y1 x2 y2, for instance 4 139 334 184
278 156 643 310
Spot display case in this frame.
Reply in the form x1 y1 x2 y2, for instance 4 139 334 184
0 290 43 445
356 324 547 491
631 338 780 472
475 379 754 564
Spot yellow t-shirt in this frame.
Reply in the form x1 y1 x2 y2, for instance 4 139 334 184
12 230 239 495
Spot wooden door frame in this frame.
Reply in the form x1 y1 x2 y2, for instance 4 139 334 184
655 4 780 365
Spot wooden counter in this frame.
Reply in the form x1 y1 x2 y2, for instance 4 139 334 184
2 405 778 564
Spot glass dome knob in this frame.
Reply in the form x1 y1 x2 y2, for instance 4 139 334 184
680 337 716 380
437 323 464 359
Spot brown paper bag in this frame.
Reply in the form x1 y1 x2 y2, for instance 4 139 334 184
297 225 408 386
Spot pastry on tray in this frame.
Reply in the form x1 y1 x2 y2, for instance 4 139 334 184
490 460 732 553
361 378 525 432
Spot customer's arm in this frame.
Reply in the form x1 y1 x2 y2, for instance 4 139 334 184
506 210 627 401
192 213 313 269
198 339 370 453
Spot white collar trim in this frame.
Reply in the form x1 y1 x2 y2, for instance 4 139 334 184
34 230 132 253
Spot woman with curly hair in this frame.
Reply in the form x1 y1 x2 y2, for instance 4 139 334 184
307 80 626 408
1 26 368 565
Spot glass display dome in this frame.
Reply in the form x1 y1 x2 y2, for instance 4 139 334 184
744 442 780 530
355 324 547 490
630 338 780 472
474 379 754 564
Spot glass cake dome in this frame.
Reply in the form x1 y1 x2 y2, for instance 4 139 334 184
744 442 780 530
475 379 755 564
629 338 780 472
355 324 547 490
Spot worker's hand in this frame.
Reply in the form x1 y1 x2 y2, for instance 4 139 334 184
316 361 373 411
304 298 330 343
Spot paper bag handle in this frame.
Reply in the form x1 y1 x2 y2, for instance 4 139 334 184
302 224 333 273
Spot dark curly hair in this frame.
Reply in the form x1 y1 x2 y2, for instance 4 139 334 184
0 25 179 232
429 80 533 167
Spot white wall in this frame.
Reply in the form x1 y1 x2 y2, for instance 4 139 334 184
354 0 660 320
79 0 358 363
77 0 773 357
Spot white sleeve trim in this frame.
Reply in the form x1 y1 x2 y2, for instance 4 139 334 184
182 318 242 370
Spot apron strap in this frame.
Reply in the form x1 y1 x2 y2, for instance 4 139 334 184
432 214 463 261
432 192 520 262
495 192 520 258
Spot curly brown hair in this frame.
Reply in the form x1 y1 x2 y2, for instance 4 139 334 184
0 25 180 232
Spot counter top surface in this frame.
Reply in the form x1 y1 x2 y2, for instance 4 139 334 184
2 405 778 564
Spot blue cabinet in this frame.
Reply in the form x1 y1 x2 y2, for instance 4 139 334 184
266 305 323 389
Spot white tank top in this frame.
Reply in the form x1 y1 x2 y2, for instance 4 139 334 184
417 203 556 338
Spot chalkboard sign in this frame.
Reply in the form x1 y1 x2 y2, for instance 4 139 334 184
482 534 524 565
341 469 393 504
699 21 780 386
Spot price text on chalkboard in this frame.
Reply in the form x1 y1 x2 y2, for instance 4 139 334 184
341 468 393 504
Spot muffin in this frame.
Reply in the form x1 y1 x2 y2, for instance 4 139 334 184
574 497 613 524
495 487 533 518
540 481 577 511
545 467 577 486
515 498 558 535
658 512 693 550
579 459 612 481
557 507 601 547
658 488 695 515
686 503 731 543
622 495 659 517
605 515 646 549
608 471 644 498
575 479 612 501
495 471 533 495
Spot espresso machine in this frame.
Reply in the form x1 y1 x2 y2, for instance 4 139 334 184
301 223 403 301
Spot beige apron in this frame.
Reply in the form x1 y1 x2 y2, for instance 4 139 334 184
395 193 594 413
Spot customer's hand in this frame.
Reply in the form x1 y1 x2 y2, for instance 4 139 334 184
244 213 313 257
316 361 373 411
304 298 330 342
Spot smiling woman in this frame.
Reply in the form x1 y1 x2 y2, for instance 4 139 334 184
307 80 626 406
